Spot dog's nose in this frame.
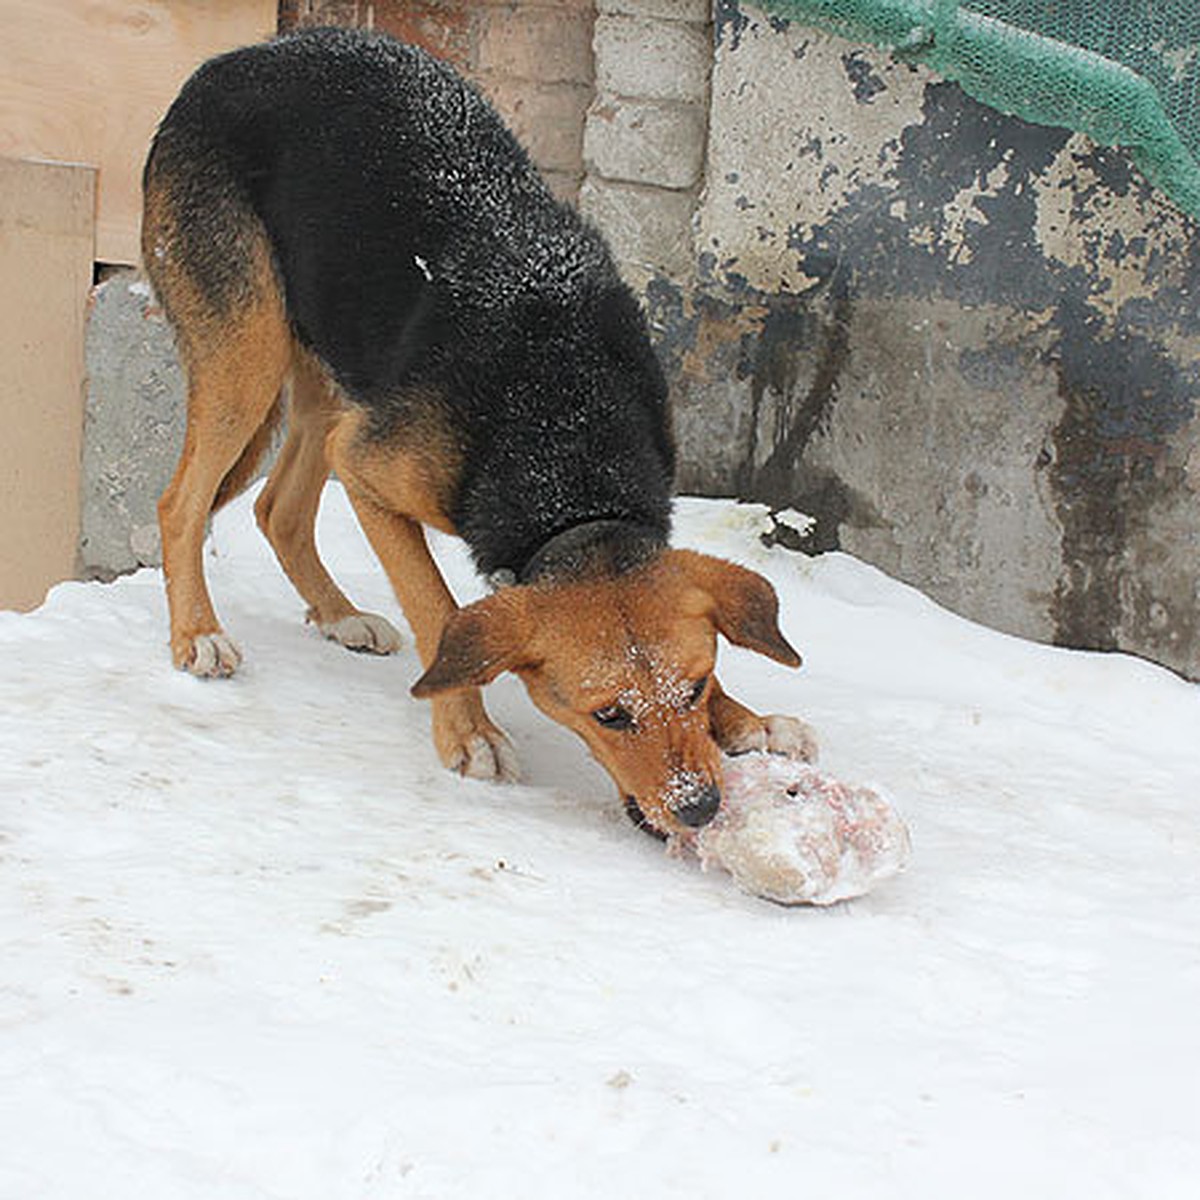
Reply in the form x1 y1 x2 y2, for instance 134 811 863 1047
672 783 721 829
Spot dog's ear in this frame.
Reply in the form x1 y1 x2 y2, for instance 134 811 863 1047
673 551 802 668
411 591 534 697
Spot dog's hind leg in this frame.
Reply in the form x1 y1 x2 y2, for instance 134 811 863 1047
144 143 295 677
254 349 401 655
157 301 289 676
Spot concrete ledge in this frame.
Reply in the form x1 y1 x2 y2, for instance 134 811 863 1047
597 0 710 20
595 0 705 17
482 76 592 174
476 7 594 84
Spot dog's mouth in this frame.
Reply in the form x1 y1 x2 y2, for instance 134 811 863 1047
624 788 723 839
624 796 668 841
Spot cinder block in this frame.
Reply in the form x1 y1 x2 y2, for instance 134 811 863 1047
585 97 707 189
596 0 710 21
478 0 594 8
476 7 594 84
482 77 591 174
594 14 711 101
580 177 697 282
81 272 186 577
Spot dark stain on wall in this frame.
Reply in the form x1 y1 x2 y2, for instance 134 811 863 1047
713 0 752 51
649 276 884 556
841 51 887 104
785 83 1072 306
739 292 859 554
1049 298 1199 651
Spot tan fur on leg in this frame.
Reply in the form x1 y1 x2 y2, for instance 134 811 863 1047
327 408 518 780
156 304 290 675
254 349 401 653
144 179 291 677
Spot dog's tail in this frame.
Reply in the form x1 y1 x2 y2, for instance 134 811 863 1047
210 398 284 514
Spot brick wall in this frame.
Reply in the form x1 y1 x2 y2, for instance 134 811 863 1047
279 1 596 202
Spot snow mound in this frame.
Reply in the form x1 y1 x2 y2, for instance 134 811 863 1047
3 486 1200 1198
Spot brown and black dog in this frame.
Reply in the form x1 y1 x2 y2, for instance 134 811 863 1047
142 27 816 837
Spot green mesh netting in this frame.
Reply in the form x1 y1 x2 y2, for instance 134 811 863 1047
757 0 1200 220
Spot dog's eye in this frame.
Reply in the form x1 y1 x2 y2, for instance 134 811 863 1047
686 676 710 708
593 704 634 731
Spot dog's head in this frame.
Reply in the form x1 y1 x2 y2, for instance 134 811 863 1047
412 550 800 836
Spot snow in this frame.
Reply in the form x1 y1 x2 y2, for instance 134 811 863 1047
3 484 1199 1198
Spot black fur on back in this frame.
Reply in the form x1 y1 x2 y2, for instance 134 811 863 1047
145 26 675 579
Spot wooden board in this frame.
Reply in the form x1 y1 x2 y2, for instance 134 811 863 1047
0 157 95 612
0 0 276 265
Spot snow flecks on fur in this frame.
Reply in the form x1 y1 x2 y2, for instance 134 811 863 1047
292 28 612 314
602 647 705 732
661 768 711 812
642 655 697 714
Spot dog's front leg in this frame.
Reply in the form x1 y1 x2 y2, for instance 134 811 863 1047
340 488 518 782
328 420 519 782
708 678 819 763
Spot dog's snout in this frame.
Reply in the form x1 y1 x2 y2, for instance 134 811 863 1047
672 782 721 829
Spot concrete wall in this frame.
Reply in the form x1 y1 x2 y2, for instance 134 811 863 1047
580 0 711 288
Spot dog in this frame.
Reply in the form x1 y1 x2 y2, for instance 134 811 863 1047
142 26 816 837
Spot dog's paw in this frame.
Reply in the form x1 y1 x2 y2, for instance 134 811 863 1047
451 731 522 783
722 714 819 763
317 612 402 655
175 632 242 678
432 694 521 783
762 714 819 762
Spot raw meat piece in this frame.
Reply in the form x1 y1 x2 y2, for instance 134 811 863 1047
671 753 911 905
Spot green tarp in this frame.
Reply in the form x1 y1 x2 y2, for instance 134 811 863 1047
759 0 1200 220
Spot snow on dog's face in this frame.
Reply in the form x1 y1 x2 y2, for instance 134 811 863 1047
412 551 800 836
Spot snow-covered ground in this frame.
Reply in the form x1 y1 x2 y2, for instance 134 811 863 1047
3 485 1198 1199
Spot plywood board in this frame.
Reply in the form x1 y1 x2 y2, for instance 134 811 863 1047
0 0 276 265
0 157 96 612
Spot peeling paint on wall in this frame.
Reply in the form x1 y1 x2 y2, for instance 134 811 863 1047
1033 133 1199 324
698 26 927 296
673 3 1200 678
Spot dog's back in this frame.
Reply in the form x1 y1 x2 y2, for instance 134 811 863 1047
145 26 674 578
147 30 587 391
